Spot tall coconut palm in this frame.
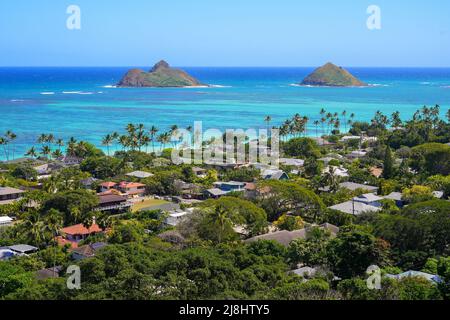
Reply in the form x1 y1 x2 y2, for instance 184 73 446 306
149 126 159 153
102 134 113 156
26 146 38 159
41 145 51 159
56 138 65 151
0 137 8 161
313 120 320 139
342 110 347 132
6 131 17 160
264 115 272 135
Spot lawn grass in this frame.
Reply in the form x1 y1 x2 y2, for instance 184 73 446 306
131 198 169 212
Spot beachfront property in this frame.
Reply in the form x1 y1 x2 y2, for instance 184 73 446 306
56 155 83 166
0 187 25 205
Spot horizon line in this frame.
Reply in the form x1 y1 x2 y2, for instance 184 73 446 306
2 65 450 68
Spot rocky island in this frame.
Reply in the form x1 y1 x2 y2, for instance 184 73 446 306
300 62 367 87
118 60 205 87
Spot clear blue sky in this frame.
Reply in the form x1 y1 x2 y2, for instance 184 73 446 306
1 0 449 67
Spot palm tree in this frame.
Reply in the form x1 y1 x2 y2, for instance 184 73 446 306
56 138 65 151
313 120 320 139
52 149 63 159
6 131 17 160
41 145 51 159
119 135 130 151
102 134 113 156
25 146 38 159
0 137 8 161
264 115 272 133
342 110 347 132
321 166 340 193
21 211 47 246
38 134 47 146
149 126 159 153
207 204 239 244
446 109 450 123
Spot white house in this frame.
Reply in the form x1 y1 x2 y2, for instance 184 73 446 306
0 216 13 227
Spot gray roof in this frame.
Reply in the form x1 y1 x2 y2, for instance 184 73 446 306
245 223 339 247
353 193 384 203
339 182 378 192
8 244 38 254
214 181 246 187
386 271 442 284
279 158 305 167
126 171 154 179
206 188 228 197
383 192 403 201
291 267 317 277
0 187 25 196
329 201 381 215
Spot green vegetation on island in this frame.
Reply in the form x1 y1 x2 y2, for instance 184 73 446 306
301 62 368 87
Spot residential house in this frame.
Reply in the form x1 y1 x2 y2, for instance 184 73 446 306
0 187 25 205
71 242 108 260
58 223 104 248
352 193 384 207
56 155 83 166
126 170 154 179
279 158 305 168
323 166 349 178
383 192 405 207
261 169 289 181
0 216 13 227
192 167 207 178
347 150 368 160
213 181 246 192
116 181 146 198
386 271 442 284
206 181 247 198
0 247 16 261
36 266 63 280
8 244 38 255
99 182 117 193
165 208 195 227
328 200 381 216
370 167 383 178
338 182 379 193
80 177 99 189
96 194 131 213
245 223 339 247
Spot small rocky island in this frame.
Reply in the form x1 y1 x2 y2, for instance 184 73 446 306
300 62 367 87
118 60 205 87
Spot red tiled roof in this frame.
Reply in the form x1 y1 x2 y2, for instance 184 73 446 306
60 223 103 236
100 182 117 188
56 236 78 248
245 183 256 191
119 182 145 189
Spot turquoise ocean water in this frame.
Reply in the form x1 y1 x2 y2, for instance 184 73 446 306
0 67 449 159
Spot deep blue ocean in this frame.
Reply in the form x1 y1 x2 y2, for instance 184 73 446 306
0 67 449 159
